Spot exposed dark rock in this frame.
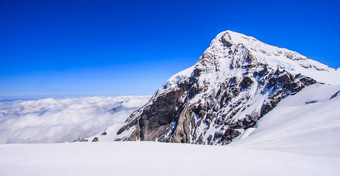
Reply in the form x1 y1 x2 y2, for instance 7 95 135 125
222 128 241 144
221 37 233 47
73 138 88 142
92 137 99 142
305 100 318 104
240 77 253 90
330 90 340 100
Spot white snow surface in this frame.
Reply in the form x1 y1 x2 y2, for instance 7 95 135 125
0 96 150 143
164 66 195 89
232 83 340 157
0 142 339 176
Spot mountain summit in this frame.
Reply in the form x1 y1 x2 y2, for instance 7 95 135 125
104 31 340 145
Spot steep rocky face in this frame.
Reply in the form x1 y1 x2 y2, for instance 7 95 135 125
114 31 335 145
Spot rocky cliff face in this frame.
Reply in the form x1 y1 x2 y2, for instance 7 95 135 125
112 31 336 145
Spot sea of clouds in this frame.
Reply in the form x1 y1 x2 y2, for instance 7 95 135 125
0 96 150 143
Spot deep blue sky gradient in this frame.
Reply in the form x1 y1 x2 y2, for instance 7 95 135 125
1 0 339 98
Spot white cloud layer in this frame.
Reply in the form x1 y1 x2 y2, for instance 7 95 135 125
0 96 150 143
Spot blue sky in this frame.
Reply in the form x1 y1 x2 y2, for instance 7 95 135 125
1 0 339 98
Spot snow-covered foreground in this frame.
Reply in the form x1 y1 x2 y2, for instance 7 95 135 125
0 96 150 143
0 142 339 176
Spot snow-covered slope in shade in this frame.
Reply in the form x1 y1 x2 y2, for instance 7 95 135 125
231 83 340 157
0 96 150 143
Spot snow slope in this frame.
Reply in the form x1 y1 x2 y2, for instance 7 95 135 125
232 83 340 157
0 96 150 143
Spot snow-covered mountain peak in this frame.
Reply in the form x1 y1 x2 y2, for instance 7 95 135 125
99 30 340 145
210 30 308 62
162 30 339 96
199 30 339 84
162 30 340 95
